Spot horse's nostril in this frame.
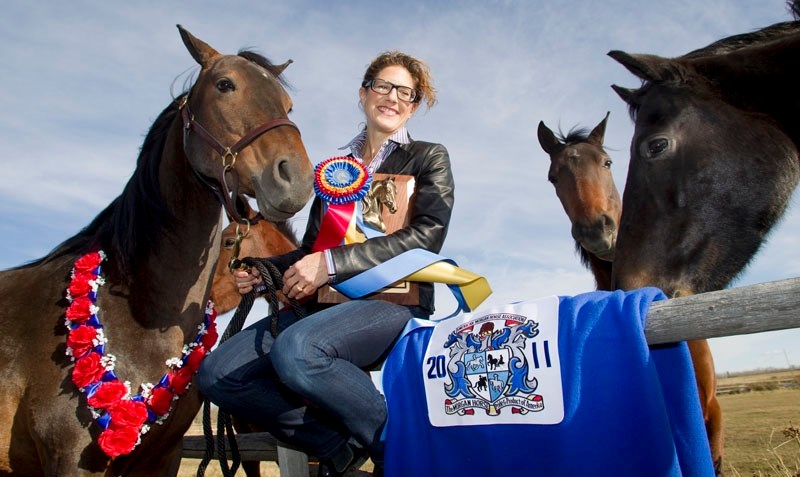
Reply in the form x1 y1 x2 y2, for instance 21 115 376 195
602 213 617 232
276 159 291 183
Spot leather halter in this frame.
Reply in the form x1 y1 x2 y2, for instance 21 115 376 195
178 95 299 224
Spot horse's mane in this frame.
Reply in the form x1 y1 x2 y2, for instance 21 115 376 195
15 99 182 277
559 127 591 145
682 20 800 59
684 0 800 58
237 49 292 89
622 5 800 122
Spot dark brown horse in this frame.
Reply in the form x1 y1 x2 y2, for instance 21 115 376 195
609 7 800 474
0 26 313 476
537 112 620 290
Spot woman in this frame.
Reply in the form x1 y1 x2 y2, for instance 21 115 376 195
197 50 452 477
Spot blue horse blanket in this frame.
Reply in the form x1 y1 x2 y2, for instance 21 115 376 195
380 288 714 476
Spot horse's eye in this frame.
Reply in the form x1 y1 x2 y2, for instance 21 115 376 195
216 78 235 93
642 137 670 158
223 238 236 247
603 159 613 169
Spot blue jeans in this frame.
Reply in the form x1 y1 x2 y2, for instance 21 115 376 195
196 299 425 463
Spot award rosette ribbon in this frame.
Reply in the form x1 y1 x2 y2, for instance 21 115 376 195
312 156 372 253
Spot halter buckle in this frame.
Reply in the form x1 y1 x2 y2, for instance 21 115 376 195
228 219 251 273
222 148 237 168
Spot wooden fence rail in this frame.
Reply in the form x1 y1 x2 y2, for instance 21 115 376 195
645 276 800 344
182 433 311 475
183 276 800 475
182 432 299 462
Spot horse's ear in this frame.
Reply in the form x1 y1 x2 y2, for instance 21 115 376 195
177 24 220 68
587 111 610 146
608 50 679 83
275 59 293 75
611 84 637 105
537 121 561 156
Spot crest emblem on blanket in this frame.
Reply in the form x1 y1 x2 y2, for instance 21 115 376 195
442 313 544 416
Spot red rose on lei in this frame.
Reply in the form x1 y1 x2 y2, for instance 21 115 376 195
68 272 94 297
72 352 106 389
66 296 93 323
98 426 140 458
201 324 218 349
149 387 175 416
73 252 103 273
168 366 194 395
87 381 128 409
66 325 98 358
184 346 207 372
107 400 148 429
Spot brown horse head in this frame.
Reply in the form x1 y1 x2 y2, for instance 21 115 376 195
537 112 621 265
609 28 800 296
178 25 313 222
210 200 298 314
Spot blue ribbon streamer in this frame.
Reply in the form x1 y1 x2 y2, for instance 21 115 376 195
97 412 111 430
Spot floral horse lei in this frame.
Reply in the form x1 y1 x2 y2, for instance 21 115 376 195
64 251 218 458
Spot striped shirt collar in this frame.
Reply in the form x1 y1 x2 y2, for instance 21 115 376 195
339 127 410 174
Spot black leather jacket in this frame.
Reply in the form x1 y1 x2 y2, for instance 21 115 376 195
270 140 454 315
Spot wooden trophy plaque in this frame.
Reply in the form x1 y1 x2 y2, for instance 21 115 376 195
317 173 420 305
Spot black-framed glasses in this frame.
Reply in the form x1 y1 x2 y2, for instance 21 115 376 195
362 78 418 103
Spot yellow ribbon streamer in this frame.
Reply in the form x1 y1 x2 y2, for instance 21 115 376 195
406 261 492 311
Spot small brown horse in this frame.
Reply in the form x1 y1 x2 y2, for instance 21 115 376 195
209 207 299 477
537 112 620 290
0 26 313 476
609 6 800 474
210 211 298 314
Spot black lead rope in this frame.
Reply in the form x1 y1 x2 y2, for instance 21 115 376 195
196 257 305 477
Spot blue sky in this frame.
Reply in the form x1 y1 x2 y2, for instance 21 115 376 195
1 0 798 373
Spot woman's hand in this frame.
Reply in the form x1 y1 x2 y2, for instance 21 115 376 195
233 267 262 295
282 252 328 300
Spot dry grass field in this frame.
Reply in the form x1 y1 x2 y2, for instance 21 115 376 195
180 369 800 477
718 368 800 476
